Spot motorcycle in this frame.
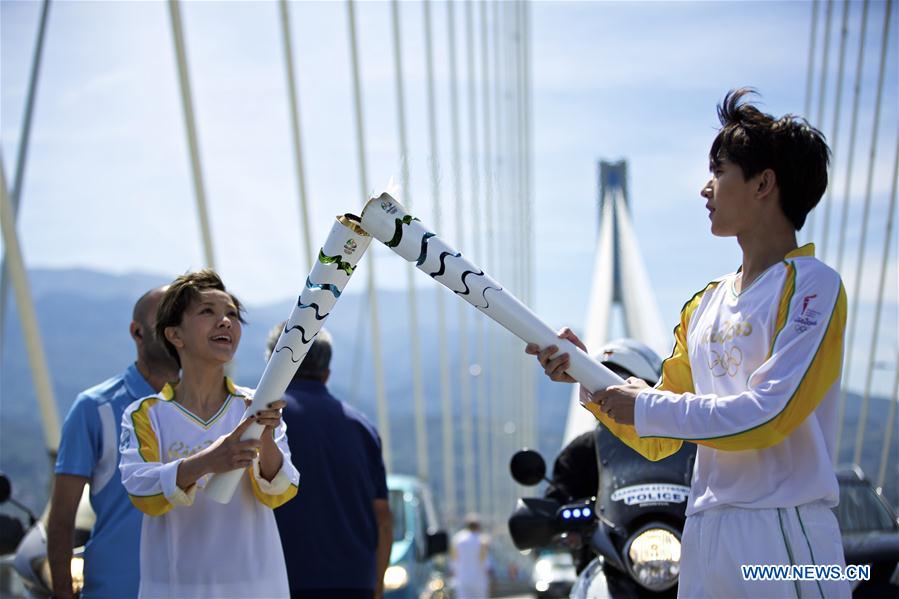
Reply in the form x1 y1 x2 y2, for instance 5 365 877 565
0 472 88 598
508 425 696 598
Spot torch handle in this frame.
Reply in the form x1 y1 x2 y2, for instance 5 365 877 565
205 215 371 504
473 285 624 392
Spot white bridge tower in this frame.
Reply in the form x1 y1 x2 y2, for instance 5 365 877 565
562 160 670 445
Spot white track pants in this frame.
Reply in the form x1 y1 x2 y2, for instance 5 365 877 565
678 503 851 598
453 578 488 599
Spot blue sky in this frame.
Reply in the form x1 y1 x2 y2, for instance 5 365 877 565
2 0 897 396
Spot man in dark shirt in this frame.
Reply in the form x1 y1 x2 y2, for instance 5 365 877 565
268 326 392 599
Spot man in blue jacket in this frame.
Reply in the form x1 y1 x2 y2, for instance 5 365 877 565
47 286 178 598
268 326 393 599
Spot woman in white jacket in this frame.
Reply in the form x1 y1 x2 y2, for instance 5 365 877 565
119 269 299 598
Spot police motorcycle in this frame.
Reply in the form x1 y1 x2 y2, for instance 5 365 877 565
0 472 89 597
509 340 697 598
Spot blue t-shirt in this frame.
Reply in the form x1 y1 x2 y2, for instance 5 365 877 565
55 364 155 599
274 379 388 592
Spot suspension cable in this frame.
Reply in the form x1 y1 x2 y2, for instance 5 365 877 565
833 0 870 276
346 0 391 471
867 129 897 486
819 0 851 260
816 0 834 129
278 0 314 271
847 0 893 466
479 0 496 523
464 0 488 518
833 0 871 459
446 0 476 516
522 0 536 450
168 0 216 269
518 0 533 451
0 0 51 371
855 125 898 466
495 0 516 517
804 0 820 119
505 0 527 454
423 0 457 521
389 0 429 483
0 154 59 452
807 0 834 242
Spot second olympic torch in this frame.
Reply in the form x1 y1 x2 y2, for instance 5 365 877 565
205 214 371 504
358 193 624 397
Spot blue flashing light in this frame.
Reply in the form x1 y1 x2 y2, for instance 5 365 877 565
562 509 572 519
573 509 582 518
583 507 591 518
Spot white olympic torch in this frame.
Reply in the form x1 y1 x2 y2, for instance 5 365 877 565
205 214 371 503
358 193 624 398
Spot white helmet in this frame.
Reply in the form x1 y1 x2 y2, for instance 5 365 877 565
595 338 662 385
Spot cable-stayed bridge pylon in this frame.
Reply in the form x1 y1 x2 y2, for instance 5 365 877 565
562 160 669 446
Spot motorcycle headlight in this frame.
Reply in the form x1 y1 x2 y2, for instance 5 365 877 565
624 524 681 591
419 575 445 599
534 557 553 581
384 565 409 591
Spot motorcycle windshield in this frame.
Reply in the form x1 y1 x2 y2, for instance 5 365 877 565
594 425 696 529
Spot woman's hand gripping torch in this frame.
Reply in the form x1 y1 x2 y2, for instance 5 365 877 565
205 215 371 504
358 193 624 400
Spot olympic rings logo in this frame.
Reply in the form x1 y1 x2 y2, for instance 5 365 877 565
708 346 744 378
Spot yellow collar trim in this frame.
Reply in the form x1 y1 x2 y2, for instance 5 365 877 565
785 243 815 259
159 377 242 401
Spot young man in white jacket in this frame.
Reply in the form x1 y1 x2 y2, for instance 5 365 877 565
529 88 849 598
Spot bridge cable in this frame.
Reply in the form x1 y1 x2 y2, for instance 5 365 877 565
522 0 536 451
389 0 429 483
0 153 60 452
845 0 893 466
807 0 834 242
833 0 871 459
446 0 477 516
464 0 489 518
819 0 852 261
277 0 314 271
866 128 897 484
422 0 457 521
479 0 498 523
346 0 392 471
168 0 216 269
0 0 51 376
804 0 820 119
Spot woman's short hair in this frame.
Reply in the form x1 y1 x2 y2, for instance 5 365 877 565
155 269 245 367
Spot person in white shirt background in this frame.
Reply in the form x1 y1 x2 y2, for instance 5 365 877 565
450 513 491 599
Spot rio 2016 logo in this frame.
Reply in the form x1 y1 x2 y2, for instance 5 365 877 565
701 319 753 345
380 200 397 215
343 239 358 255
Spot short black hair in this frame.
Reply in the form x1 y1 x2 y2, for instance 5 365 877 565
155 269 245 367
710 88 831 230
